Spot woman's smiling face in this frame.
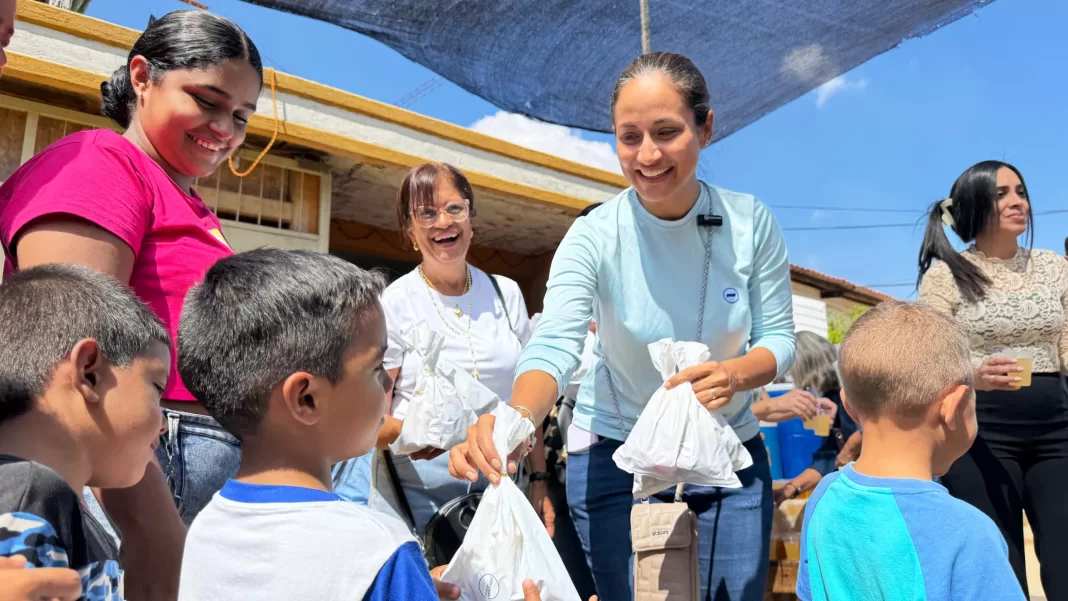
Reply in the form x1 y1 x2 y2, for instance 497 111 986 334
613 72 710 208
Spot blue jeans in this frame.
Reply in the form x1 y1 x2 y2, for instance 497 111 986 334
567 435 772 601
157 409 241 524
332 451 375 504
83 409 241 541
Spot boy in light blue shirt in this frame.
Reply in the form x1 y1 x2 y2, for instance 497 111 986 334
797 301 1024 601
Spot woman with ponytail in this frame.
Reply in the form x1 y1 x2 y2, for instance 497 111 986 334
918 160 1068 599
0 10 263 600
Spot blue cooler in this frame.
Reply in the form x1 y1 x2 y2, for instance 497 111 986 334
759 421 783 480
764 384 823 480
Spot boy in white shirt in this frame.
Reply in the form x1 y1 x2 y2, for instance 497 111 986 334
176 249 567 601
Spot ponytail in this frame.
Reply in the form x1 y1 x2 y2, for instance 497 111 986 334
101 66 136 128
917 197 990 303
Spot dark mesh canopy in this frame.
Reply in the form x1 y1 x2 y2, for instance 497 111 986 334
241 0 996 139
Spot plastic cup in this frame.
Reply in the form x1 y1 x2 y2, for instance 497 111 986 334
803 392 832 437
783 533 801 561
1007 349 1033 388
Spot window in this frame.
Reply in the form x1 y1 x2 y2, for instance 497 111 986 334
195 155 322 235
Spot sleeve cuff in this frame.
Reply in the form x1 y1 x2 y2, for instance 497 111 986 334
753 338 795 379
515 357 566 398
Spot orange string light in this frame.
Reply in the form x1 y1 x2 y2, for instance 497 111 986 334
229 67 279 178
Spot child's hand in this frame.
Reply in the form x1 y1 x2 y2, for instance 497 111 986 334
522 579 598 601
428 565 459 600
0 555 82 601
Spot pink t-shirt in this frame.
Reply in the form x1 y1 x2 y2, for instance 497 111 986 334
0 129 234 402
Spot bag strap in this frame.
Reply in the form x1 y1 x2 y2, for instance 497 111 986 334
604 185 718 503
603 182 717 440
380 450 419 531
488 274 519 337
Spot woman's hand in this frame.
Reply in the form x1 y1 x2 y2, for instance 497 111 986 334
773 468 823 506
665 360 737 411
836 431 862 469
529 480 556 538
448 414 525 485
974 358 1023 392
751 389 820 422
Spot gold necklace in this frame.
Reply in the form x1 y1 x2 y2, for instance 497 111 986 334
419 266 472 317
418 265 479 379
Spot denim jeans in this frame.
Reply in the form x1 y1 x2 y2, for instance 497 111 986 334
332 451 375 504
566 435 772 601
83 409 241 541
157 409 241 524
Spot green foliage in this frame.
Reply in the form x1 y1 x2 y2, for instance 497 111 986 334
827 305 869 344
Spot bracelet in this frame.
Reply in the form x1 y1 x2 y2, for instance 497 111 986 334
513 406 538 453
529 471 552 482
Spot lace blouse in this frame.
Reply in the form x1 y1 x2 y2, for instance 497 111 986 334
918 247 1068 374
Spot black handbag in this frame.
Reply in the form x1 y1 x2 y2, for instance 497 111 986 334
380 449 483 567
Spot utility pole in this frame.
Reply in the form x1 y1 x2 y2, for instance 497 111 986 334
639 0 651 54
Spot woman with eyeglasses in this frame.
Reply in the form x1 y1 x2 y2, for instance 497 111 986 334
363 162 533 569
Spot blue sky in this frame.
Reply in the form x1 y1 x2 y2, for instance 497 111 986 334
86 0 1068 298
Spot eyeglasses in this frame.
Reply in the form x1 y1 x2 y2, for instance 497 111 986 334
413 200 470 227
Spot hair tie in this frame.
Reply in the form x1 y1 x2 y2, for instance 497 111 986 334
939 197 955 228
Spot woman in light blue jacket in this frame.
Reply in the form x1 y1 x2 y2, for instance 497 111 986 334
450 52 795 601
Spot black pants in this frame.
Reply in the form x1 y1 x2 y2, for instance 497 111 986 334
942 373 1068 600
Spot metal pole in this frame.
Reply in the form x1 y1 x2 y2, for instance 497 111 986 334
639 0 651 54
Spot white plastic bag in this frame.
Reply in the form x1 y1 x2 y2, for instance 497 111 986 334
391 322 500 456
613 339 754 498
441 404 580 601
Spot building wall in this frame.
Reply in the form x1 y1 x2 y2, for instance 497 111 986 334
8 18 622 207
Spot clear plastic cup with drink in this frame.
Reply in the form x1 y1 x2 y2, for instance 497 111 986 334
1007 349 1034 388
783 533 801 561
803 390 832 436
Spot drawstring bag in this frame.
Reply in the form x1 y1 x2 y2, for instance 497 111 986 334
440 404 581 601
391 321 500 456
613 339 753 498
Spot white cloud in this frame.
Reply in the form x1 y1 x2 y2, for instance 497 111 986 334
815 76 870 108
469 112 621 174
781 44 837 85
781 44 869 108
810 210 827 221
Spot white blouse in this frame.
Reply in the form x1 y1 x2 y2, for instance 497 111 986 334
380 265 531 419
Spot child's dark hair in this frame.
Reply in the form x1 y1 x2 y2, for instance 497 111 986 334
917 160 1033 303
395 163 476 245
610 52 711 128
101 10 263 128
178 249 387 439
0 264 169 422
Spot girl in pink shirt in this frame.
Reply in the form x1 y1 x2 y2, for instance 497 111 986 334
0 10 262 600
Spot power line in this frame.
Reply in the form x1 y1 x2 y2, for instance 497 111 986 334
769 204 924 214
396 77 444 109
782 223 917 232
780 209 1065 231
